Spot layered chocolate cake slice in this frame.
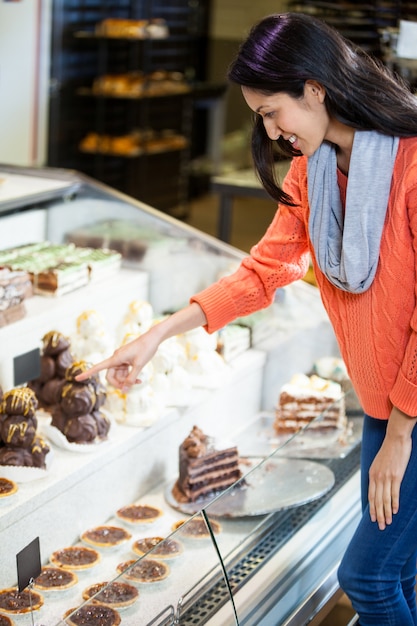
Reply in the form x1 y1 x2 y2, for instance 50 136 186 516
175 426 242 503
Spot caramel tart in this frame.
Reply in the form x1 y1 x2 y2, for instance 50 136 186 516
81 525 131 548
172 516 221 538
50 546 100 570
63 603 121 626
116 503 163 525
0 614 14 626
0 587 43 614
0 478 17 500
82 581 138 609
116 558 170 583
34 566 78 591
132 536 183 559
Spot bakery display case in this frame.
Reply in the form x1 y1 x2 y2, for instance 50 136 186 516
0 164 362 625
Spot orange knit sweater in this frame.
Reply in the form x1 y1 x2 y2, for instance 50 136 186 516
191 137 417 419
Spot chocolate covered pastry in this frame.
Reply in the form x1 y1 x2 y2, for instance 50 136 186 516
0 387 37 418
52 360 110 444
61 382 96 417
0 414 37 448
42 331 71 356
29 331 74 410
64 414 98 444
56 348 74 378
0 387 50 469
40 378 65 406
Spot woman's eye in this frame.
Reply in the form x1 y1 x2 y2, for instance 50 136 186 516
264 111 274 119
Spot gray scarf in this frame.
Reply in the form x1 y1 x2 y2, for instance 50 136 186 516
308 131 399 293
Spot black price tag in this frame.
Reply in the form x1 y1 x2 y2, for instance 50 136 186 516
16 537 41 592
13 347 41 387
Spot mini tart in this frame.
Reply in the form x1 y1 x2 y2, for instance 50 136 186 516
0 614 14 626
0 587 43 614
116 503 163 525
82 581 138 609
172 516 222 538
116 558 170 583
50 546 101 570
34 566 78 591
132 536 183 559
0 478 17 500
63 603 121 626
81 525 132 548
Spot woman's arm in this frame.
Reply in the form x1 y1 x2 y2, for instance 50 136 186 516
76 302 207 389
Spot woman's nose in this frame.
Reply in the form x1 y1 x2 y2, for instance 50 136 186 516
264 120 280 141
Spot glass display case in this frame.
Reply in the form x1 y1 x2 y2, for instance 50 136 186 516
0 164 362 626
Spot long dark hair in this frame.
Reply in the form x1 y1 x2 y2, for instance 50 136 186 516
228 12 417 204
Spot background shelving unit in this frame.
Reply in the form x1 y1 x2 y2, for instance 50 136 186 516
289 0 417 62
47 0 224 215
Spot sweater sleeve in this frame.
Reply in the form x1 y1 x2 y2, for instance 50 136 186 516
191 158 311 333
390 177 417 416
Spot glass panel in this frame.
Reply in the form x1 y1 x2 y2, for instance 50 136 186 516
202 391 362 624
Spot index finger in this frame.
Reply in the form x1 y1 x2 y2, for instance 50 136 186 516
75 357 113 381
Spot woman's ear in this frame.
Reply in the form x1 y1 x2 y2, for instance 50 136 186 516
305 80 326 102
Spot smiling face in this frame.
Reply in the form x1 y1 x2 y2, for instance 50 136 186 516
242 81 332 157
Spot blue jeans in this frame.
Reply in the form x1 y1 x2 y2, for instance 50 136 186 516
338 414 417 625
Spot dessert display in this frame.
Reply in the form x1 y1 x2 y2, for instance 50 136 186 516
116 558 170 583
149 332 192 405
273 373 347 435
50 361 110 444
0 477 18 500
0 387 50 469
173 426 242 503
50 546 101 570
172 516 222 538
116 503 163 525
82 581 139 609
63 604 121 626
0 588 43 614
117 299 154 341
71 309 114 365
29 330 74 410
178 327 229 384
33 566 78 591
0 241 121 296
0 268 32 327
132 536 183 559
95 17 169 39
81 525 132 549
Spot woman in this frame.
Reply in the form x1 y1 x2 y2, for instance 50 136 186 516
77 13 417 625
